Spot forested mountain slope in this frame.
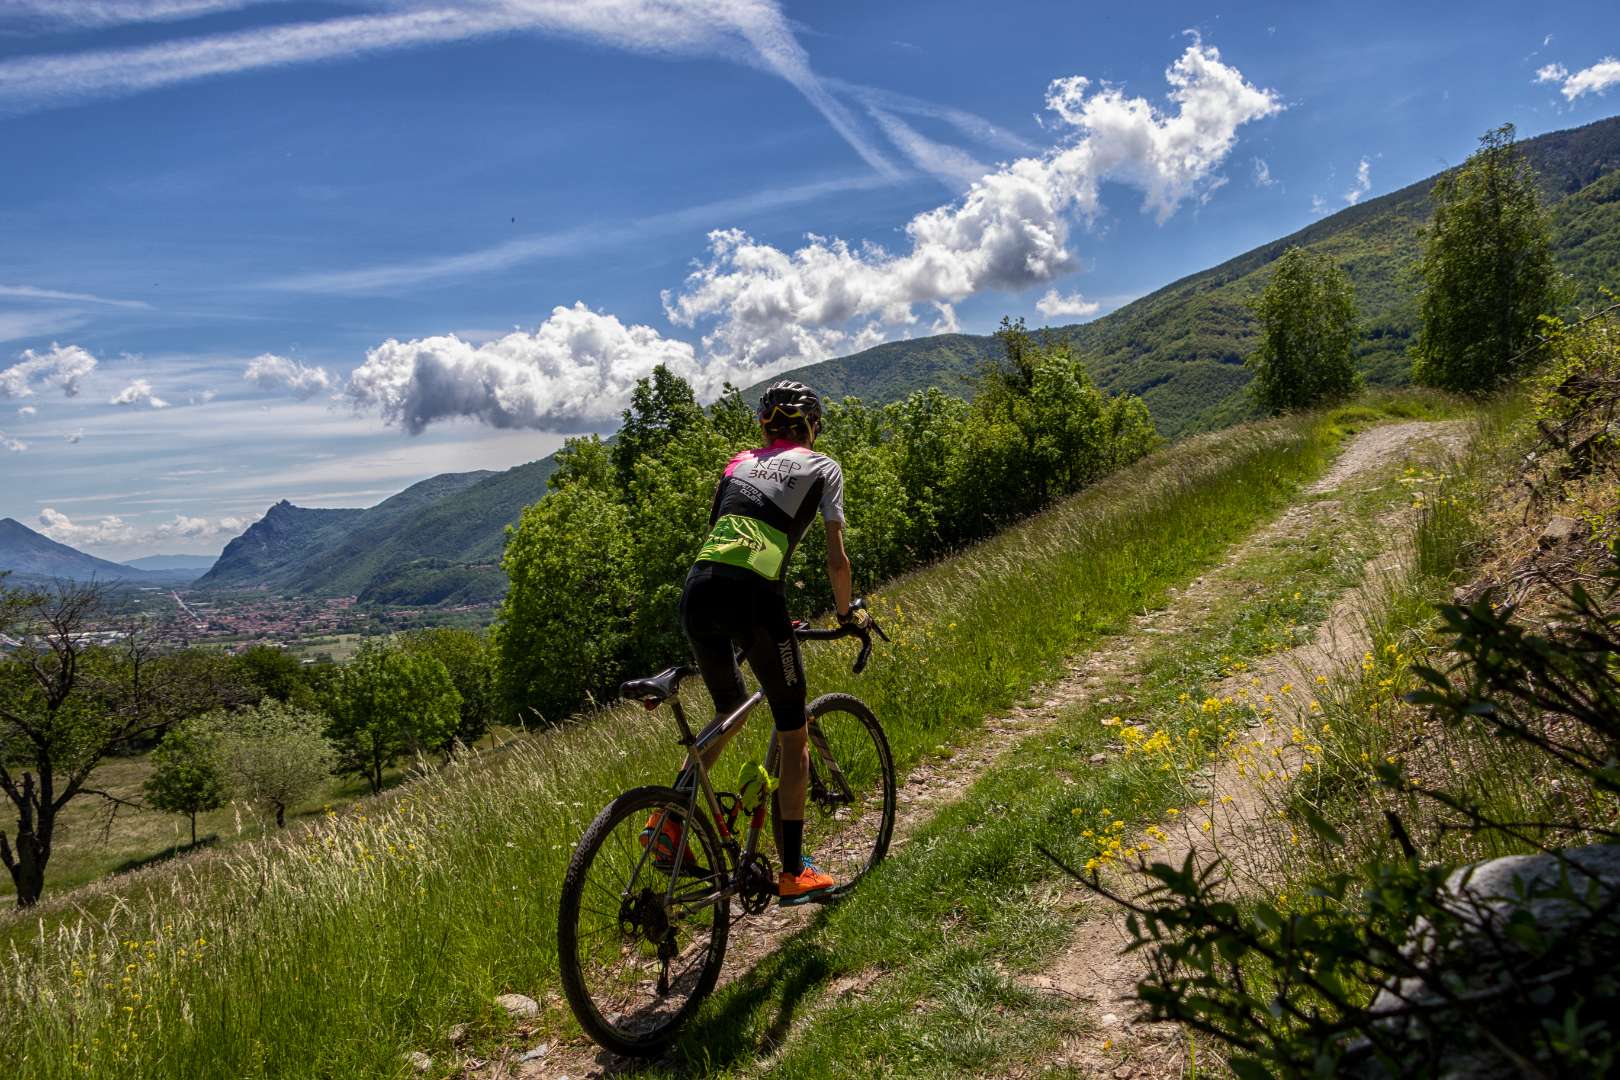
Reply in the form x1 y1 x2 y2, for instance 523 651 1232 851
765 114 1620 435
198 469 496 589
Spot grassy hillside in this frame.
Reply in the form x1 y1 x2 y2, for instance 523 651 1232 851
3 393 1386 1078
764 114 1620 436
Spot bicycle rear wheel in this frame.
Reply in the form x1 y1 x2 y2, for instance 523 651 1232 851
795 693 896 892
557 785 730 1057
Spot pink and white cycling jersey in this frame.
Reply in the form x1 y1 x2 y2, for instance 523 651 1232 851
693 440 844 586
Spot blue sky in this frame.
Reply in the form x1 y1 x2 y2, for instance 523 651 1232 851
2 0 1618 560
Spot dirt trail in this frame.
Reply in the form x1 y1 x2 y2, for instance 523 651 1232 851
491 421 1464 1080
1020 419 1468 1079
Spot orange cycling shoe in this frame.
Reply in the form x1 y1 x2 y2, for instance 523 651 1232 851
778 860 838 906
639 811 699 873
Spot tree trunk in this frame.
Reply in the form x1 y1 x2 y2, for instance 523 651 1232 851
189 812 198 847
5 826 48 908
274 802 286 829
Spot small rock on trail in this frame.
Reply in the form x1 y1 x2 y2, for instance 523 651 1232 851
496 993 540 1018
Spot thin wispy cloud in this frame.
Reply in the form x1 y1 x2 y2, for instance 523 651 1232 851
0 8 529 115
829 78 1043 157
1251 157 1276 188
1 1 279 30
0 284 151 309
867 107 989 189
1344 157 1371 204
0 310 91 344
271 174 894 293
0 1 897 176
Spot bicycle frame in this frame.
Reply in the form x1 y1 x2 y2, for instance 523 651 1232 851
622 611 888 917
631 687 773 917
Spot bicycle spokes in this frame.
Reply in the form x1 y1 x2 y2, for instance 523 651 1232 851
797 697 897 891
559 789 730 1053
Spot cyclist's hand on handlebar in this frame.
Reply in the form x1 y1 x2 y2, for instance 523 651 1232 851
837 598 873 631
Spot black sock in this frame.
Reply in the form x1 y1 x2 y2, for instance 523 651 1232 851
781 819 804 875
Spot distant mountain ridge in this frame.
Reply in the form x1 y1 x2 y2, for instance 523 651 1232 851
198 470 499 590
193 113 1620 604
122 554 219 572
0 518 157 583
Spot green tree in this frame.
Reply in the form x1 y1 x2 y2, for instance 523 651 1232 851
624 423 732 666
708 381 760 447
611 365 707 489
143 719 227 846
210 700 336 828
234 645 306 704
0 580 208 907
548 434 615 493
329 643 461 793
397 627 495 752
1245 246 1361 413
496 484 638 723
1411 123 1562 393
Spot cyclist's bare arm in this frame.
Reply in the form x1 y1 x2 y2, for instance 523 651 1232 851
826 520 853 617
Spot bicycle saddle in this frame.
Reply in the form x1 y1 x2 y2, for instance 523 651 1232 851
620 665 691 705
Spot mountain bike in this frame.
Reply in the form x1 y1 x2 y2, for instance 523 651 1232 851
556 601 897 1057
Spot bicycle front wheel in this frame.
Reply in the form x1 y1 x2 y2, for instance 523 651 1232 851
557 785 730 1057
797 693 897 892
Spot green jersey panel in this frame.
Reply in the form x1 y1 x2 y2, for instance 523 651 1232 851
695 514 790 580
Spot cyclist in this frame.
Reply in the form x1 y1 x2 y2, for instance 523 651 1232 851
646 380 866 905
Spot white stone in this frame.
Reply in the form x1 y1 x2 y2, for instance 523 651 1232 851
494 992 540 1018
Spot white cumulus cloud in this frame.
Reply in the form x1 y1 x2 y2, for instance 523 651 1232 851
662 41 1280 372
244 353 334 399
344 40 1278 435
1 430 25 452
1035 289 1101 319
1535 56 1620 99
38 508 134 546
0 342 98 398
1344 157 1371 205
17 405 37 416
38 507 254 549
65 428 83 444
109 378 169 408
346 302 704 434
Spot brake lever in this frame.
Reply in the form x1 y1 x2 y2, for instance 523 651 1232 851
853 636 873 674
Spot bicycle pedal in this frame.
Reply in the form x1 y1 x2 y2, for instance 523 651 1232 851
778 887 839 908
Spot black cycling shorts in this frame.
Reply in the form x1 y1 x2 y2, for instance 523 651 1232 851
679 564 807 732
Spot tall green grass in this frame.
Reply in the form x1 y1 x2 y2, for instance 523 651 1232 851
1 413 1348 1078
